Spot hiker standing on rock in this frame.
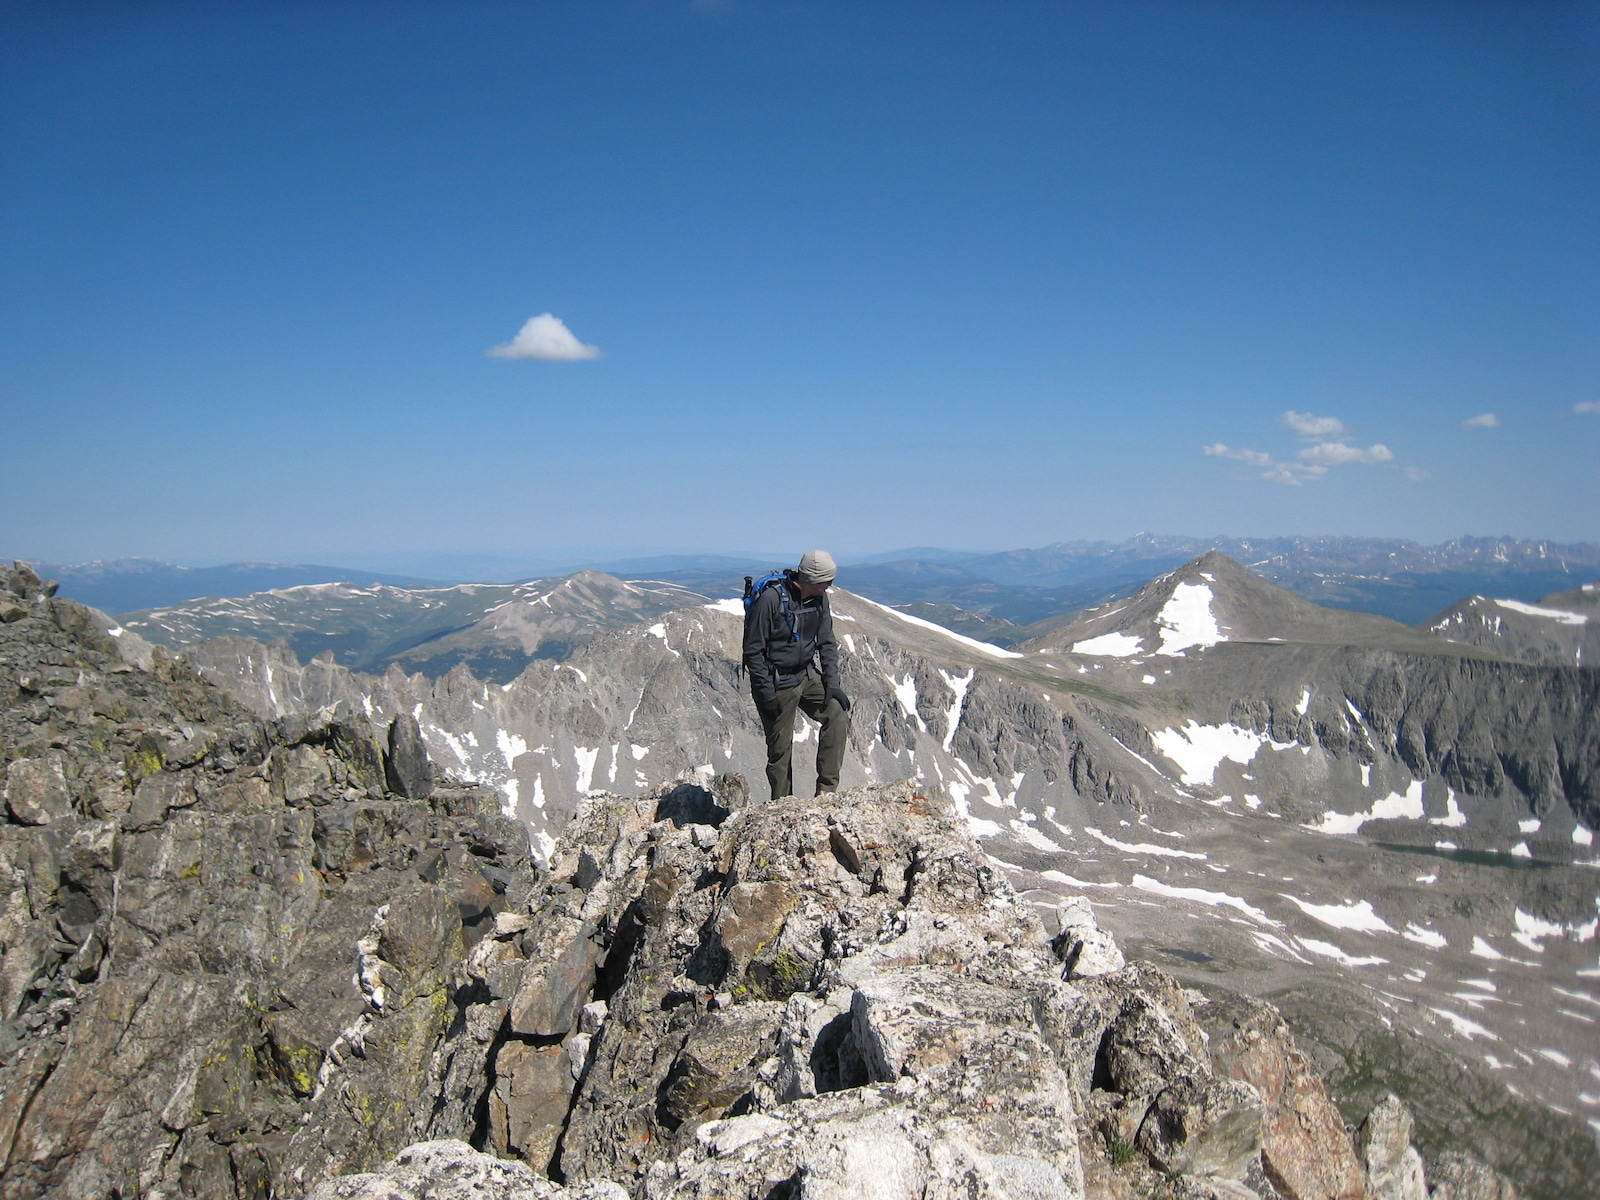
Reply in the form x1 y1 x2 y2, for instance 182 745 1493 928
742 550 849 801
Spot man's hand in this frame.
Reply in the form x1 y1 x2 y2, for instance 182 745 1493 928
826 687 851 712
757 695 782 721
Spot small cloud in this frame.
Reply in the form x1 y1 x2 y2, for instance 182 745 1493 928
1204 443 1272 468
1282 410 1349 440
1461 412 1500 430
1574 401 1600 415
1297 441 1394 466
488 313 601 361
1404 466 1431 482
1205 443 1321 485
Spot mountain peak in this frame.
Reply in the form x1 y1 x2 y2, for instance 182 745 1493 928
1029 552 1459 657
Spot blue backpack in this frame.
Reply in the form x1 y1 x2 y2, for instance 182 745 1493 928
742 570 800 643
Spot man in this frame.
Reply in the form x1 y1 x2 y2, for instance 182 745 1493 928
743 549 850 802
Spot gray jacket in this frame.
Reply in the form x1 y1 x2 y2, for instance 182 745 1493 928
742 579 840 707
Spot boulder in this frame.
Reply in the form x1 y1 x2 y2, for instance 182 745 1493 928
1359 1094 1427 1200
1138 1074 1264 1179
1427 1152 1519 1200
385 712 434 800
508 922 600 1038
1103 990 1207 1097
1203 991 1364 1200
4 757 72 825
1057 925 1125 979
307 1139 628 1199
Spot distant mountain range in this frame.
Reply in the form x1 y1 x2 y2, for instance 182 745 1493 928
116 571 711 681
22 534 1600 642
19 557 442 614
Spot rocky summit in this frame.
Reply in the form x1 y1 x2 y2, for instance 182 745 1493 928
0 560 1538 1199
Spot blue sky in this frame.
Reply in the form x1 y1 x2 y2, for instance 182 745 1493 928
2 1 1596 565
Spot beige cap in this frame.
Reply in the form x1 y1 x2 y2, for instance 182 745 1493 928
797 549 837 584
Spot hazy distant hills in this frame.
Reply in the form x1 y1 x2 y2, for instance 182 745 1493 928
25 557 441 613
117 571 710 681
833 534 1600 633
21 534 1600 654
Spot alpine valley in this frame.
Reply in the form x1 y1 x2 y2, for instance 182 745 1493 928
3 543 1597 1200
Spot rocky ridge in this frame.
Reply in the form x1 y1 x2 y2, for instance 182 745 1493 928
1424 585 1598 669
0 562 539 1198
309 773 1521 1199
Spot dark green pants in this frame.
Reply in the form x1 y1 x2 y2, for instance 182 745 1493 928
759 677 848 801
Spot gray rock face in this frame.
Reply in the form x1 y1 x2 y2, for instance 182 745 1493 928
0 568 537 1198
306 1139 628 1200
1359 1094 1427 1200
1427 1151 1521 1200
3 756 72 825
386 711 435 799
306 777 1353 1200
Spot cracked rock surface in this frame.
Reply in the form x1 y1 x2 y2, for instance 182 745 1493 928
0 563 537 1199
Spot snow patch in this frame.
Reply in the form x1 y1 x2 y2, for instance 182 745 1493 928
1296 688 1312 715
705 598 744 616
857 597 1023 658
1511 908 1566 953
1281 896 1396 934
1306 779 1425 835
889 674 926 731
1297 938 1386 968
1429 791 1467 828
574 746 600 793
1403 923 1448 949
1431 1008 1497 1041
1150 721 1265 786
1071 631 1144 657
1155 583 1223 656
939 669 973 751
1087 827 1206 860
1040 870 1121 889
946 780 1002 838
497 730 528 768
1131 875 1278 926
1470 936 1506 961
1494 598 1586 625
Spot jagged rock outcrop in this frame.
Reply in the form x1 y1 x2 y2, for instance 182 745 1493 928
308 1140 627 1200
312 769 1419 1200
0 563 537 1198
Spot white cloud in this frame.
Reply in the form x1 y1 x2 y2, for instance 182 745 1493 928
1282 410 1349 440
488 313 601 361
1203 443 1272 468
1206 419 1399 486
1297 441 1394 466
1461 413 1500 429
1574 401 1600 415
1206 443 1323 486
1404 466 1431 482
